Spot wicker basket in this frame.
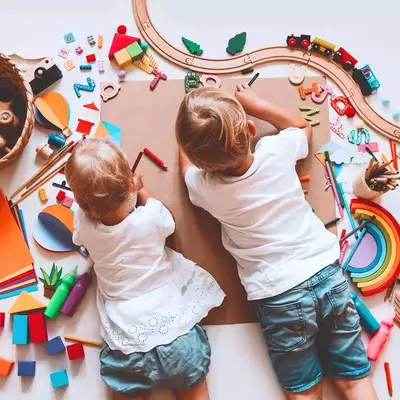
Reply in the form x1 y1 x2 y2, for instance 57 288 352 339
0 53 35 169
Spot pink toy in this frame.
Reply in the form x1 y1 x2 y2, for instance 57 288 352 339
311 84 332 104
98 60 105 73
200 74 221 88
118 70 127 80
367 309 395 362
75 46 83 54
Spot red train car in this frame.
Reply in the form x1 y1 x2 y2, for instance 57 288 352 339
333 47 358 71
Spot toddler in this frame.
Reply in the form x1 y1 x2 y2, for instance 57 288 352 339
65 138 225 400
175 86 378 400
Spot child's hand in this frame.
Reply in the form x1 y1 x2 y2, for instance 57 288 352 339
235 83 264 116
132 173 144 191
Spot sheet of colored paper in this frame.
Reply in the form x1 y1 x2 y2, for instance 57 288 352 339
0 191 34 280
0 285 38 300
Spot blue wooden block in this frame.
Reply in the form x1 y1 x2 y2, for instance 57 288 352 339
45 336 66 356
64 33 75 44
50 369 69 389
12 315 28 345
18 361 36 376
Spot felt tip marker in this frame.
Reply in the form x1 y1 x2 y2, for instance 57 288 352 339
248 73 260 87
143 147 168 171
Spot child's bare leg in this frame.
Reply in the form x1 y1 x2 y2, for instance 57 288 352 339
174 379 210 400
284 381 322 400
112 393 150 400
332 376 378 400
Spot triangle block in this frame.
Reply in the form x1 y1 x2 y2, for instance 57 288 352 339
8 291 46 314
108 33 140 60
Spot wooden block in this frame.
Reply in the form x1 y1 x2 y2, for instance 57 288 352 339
0 312 4 327
126 42 144 61
114 48 132 68
12 314 28 345
18 361 36 377
61 196 74 209
64 59 75 71
28 312 48 343
0 357 14 376
8 291 46 314
50 369 69 389
66 342 85 360
45 336 66 356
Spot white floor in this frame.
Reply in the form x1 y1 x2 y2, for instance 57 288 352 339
0 0 400 398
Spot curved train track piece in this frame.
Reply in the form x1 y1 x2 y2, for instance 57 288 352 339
133 0 400 142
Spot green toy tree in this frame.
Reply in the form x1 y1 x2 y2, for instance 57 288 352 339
226 32 247 56
182 37 203 56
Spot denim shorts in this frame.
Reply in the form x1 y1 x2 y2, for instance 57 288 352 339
100 324 210 397
254 262 371 393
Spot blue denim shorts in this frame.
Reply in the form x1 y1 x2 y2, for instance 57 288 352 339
100 324 210 397
254 262 371 393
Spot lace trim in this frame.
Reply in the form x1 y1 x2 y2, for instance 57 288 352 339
102 275 220 348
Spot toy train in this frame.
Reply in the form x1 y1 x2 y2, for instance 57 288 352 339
286 34 380 95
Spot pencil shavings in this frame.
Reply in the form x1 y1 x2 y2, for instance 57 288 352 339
330 146 371 165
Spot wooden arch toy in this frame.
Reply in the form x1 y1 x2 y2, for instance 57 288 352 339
345 199 400 296
132 0 400 142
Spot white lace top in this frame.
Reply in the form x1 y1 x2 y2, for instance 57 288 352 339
72 199 225 354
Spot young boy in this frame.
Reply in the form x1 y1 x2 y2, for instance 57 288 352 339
175 85 378 400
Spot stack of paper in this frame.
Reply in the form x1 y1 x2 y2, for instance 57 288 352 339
0 191 37 299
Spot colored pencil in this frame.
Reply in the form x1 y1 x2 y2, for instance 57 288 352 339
11 161 67 208
340 229 347 240
325 161 344 218
325 152 345 207
339 215 375 243
365 146 378 161
131 151 144 173
338 240 349 264
143 147 168 171
64 335 103 347
337 182 358 239
324 217 340 228
248 73 260 87
10 139 76 200
384 362 393 396
341 228 367 272
390 140 398 171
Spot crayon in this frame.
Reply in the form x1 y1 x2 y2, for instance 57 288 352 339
143 148 168 171
64 335 103 347
131 151 144 173
384 362 393 396
248 73 260 87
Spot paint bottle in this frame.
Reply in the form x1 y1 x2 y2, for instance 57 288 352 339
350 292 380 334
61 272 92 317
48 132 66 149
44 266 77 319
367 309 395 362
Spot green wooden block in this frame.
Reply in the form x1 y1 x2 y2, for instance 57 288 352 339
126 42 144 61
226 32 247 56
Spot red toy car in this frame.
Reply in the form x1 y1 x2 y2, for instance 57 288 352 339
333 47 358 71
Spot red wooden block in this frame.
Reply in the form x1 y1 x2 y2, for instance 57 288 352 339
56 190 66 202
66 343 85 360
61 196 74 209
0 312 4 328
28 312 48 343
86 54 96 63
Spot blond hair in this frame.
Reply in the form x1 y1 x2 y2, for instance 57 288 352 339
65 139 136 221
176 87 250 172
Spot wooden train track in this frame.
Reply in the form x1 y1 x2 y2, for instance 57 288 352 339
133 0 400 142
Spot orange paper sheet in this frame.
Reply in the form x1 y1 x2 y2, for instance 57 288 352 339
0 191 34 280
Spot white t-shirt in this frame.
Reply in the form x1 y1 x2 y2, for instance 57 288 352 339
72 199 225 354
185 127 340 301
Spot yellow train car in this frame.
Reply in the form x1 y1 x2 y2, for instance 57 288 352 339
311 37 336 57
